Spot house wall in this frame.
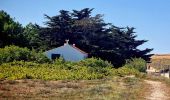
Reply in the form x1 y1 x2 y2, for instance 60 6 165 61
146 66 158 73
161 72 170 78
44 44 88 62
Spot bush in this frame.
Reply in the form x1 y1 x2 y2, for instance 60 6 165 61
78 57 113 68
0 45 30 64
0 56 143 80
0 45 50 64
115 67 140 77
0 61 104 80
30 49 51 63
0 58 115 80
124 58 146 72
77 58 114 76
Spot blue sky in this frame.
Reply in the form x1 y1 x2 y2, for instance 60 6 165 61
0 0 170 54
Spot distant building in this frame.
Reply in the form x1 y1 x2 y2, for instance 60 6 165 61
160 68 170 78
146 54 170 78
44 40 88 62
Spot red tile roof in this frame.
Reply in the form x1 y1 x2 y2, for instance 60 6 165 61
70 45 88 55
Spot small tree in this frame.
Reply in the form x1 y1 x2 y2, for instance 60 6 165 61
124 58 146 72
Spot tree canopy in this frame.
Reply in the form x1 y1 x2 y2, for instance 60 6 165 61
0 9 153 67
0 10 26 47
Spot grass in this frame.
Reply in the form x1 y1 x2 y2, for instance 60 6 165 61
145 74 170 86
0 77 144 100
149 56 170 70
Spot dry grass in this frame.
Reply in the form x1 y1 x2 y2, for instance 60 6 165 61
0 77 143 100
151 54 170 59
145 75 170 86
148 54 170 70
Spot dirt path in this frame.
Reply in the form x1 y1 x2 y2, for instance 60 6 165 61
144 80 170 100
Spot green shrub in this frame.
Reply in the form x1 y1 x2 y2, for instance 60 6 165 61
0 58 115 80
77 58 114 76
0 45 30 64
30 49 51 63
115 67 140 77
124 58 146 72
78 57 113 68
0 61 105 80
0 45 50 64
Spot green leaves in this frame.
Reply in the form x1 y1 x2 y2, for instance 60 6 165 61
125 58 146 72
0 45 50 64
0 10 24 47
0 57 144 80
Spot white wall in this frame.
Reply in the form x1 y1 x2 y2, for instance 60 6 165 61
161 72 170 78
44 44 87 62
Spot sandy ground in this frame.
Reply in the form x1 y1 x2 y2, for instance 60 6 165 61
144 80 170 100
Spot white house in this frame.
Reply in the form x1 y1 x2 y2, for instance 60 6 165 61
44 40 88 62
160 68 170 78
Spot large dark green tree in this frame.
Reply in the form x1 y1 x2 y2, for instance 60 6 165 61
41 8 153 67
0 10 25 47
23 23 46 50
43 10 73 48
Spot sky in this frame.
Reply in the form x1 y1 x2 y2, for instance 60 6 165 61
0 0 170 54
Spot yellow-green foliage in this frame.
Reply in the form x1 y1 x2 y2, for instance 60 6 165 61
114 67 140 77
0 58 142 80
0 60 106 80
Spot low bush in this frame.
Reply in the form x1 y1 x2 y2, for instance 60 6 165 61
78 57 113 68
0 45 30 64
30 49 51 63
0 60 110 80
0 45 50 64
124 58 146 72
114 67 140 77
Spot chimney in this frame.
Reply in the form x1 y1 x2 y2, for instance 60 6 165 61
64 39 69 45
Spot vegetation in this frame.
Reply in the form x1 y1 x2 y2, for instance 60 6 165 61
125 58 146 72
0 45 50 64
145 74 170 86
0 58 142 80
0 9 152 67
0 44 145 80
0 62 101 80
0 10 25 47
0 77 144 99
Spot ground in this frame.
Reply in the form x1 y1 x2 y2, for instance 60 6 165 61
144 80 170 100
0 77 143 100
0 77 169 100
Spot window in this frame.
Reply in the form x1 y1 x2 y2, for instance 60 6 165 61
51 54 60 60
